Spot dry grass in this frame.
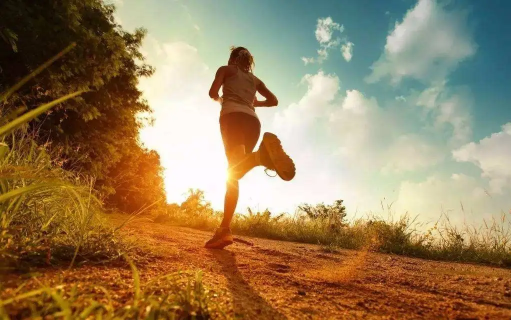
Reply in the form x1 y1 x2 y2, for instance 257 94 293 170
154 190 511 268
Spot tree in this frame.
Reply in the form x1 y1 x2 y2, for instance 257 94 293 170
299 200 347 228
0 0 165 212
180 189 214 217
105 148 166 213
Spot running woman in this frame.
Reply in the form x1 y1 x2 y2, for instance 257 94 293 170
205 46 295 249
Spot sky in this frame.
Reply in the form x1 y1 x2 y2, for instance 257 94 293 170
112 0 511 226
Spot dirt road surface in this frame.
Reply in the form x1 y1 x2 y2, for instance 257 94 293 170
3 217 511 319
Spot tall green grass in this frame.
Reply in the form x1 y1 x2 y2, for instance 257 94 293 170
0 133 123 269
0 43 122 269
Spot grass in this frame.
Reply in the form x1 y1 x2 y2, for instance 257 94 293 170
0 133 125 270
0 256 224 319
154 191 511 268
0 44 226 319
0 44 123 270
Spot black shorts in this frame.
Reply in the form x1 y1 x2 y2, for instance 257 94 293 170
220 112 261 160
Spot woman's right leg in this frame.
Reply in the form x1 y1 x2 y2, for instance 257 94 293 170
226 114 262 180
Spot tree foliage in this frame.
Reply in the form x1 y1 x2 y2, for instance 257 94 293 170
180 189 214 217
0 0 166 213
105 149 166 213
299 200 347 225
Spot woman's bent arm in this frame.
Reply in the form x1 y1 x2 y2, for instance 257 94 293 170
209 66 226 101
254 79 278 107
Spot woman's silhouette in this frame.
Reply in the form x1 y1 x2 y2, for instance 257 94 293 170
206 46 295 249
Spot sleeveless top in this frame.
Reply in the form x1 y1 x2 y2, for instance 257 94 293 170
220 67 258 120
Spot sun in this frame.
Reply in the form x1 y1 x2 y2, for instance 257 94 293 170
139 97 271 212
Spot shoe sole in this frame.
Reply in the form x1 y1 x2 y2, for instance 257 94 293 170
204 237 234 249
262 132 296 181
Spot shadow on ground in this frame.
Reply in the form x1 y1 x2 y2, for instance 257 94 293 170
210 249 287 320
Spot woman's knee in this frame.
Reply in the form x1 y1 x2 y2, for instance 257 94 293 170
227 145 246 180
228 168 244 181
226 178 239 192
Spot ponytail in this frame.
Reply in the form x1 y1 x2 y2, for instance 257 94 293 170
229 46 255 72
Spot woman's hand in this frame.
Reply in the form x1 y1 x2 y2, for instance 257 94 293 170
213 96 223 104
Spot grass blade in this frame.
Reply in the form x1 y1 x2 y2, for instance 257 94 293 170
0 288 46 306
0 43 76 102
0 183 54 203
124 255 141 306
0 91 84 139
79 302 105 319
48 289 72 319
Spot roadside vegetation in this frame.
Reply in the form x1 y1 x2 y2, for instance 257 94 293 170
156 189 511 268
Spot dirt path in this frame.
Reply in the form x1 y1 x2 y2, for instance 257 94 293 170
3 216 511 319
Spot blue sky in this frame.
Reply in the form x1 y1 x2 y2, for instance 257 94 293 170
114 0 511 226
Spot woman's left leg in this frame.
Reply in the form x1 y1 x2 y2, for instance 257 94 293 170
219 115 261 228
205 113 260 249
220 145 244 229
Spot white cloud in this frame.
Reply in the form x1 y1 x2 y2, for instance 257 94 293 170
453 123 511 194
366 0 476 84
275 72 443 175
274 71 339 139
330 89 443 173
271 70 505 222
317 47 328 62
177 3 201 32
301 57 315 65
268 74 377 213
315 17 343 44
302 17 353 64
111 0 124 6
415 82 473 145
382 134 444 173
341 42 354 62
139 42 209 101
113 13 123 25
395 174 501 226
